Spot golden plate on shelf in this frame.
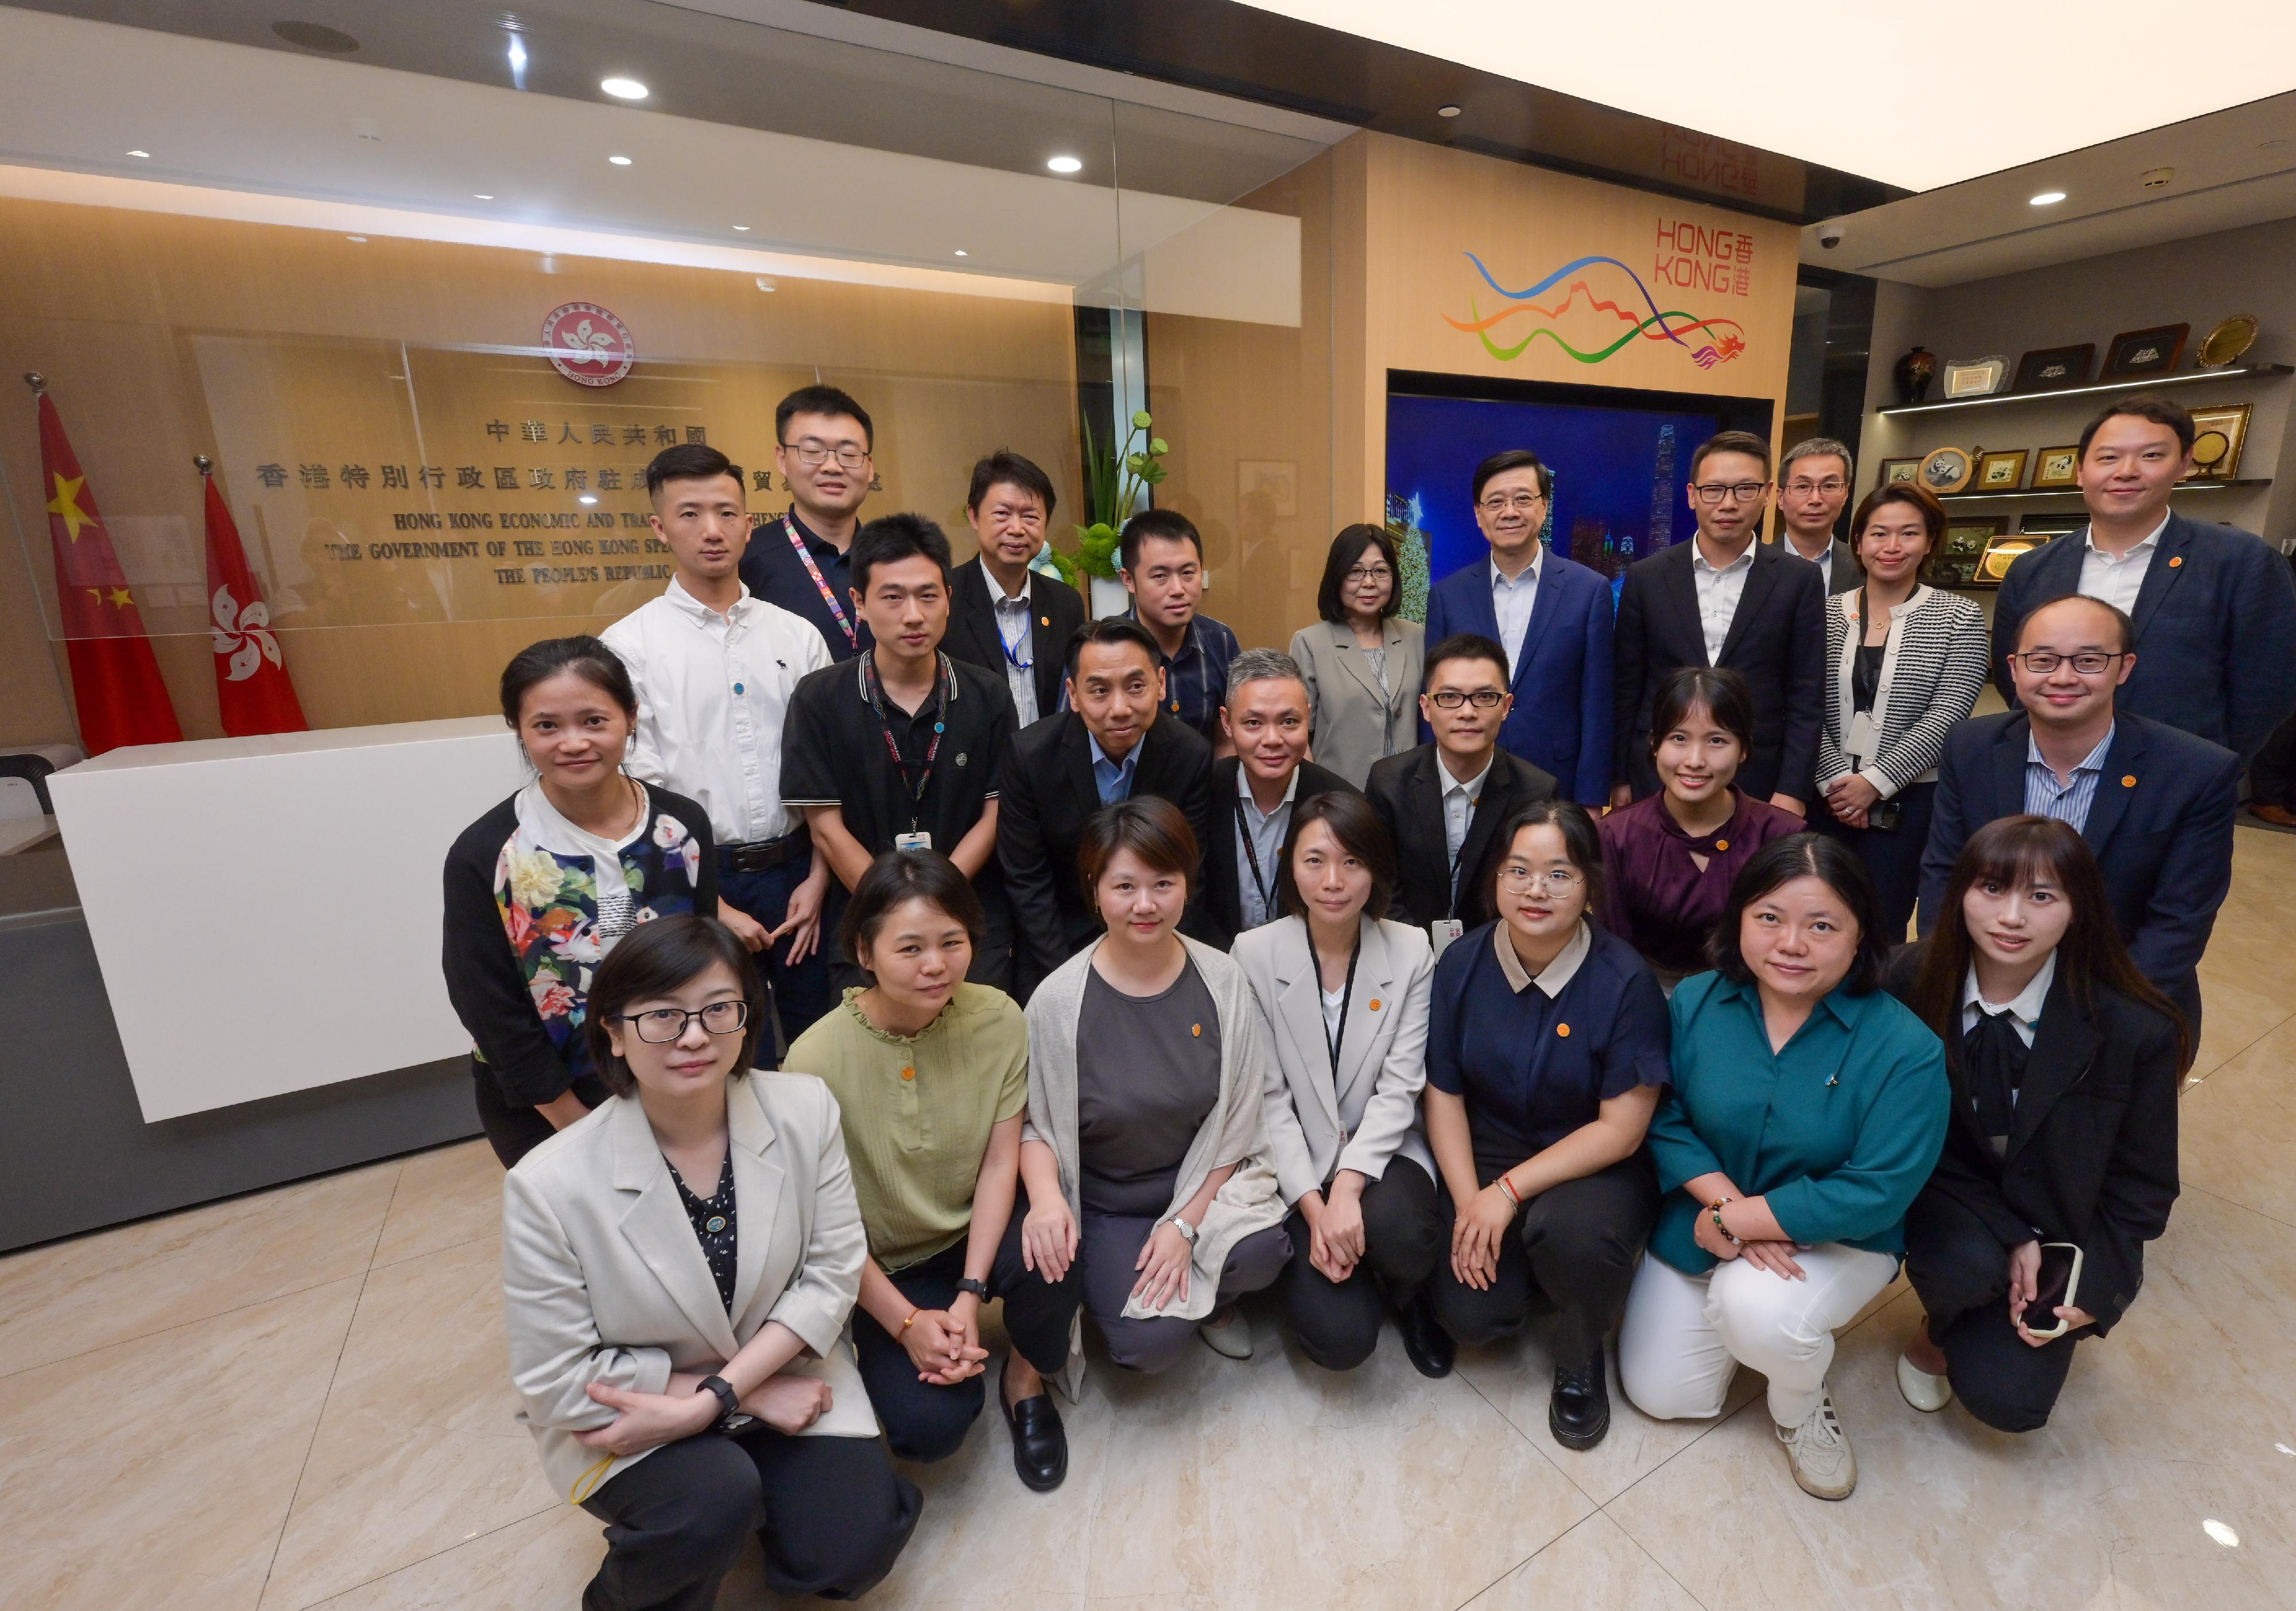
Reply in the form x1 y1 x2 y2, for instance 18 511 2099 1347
2196 314 2259 368
1976 535 2041 585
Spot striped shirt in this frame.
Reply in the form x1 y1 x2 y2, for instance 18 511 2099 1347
2023 724 2115 829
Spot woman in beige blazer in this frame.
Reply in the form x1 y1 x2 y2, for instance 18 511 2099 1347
1231 791 1450 1377
1290 525 1426 789
501 914 919 1609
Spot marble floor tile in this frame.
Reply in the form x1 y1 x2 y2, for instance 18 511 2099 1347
0 1162 399 1377
0 1276 360 1611
2178 1016 2296 1227
299 1507 604 1611
261 1236 557 1611
1463 1512 1702 1611
369 1140 502 1270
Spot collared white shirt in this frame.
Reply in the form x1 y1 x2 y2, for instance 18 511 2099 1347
1491 917 1592 997
1088 731 1138 805
1489 545 1543 678
1690 539 1756 664
1439 753 1494 878
2076 514 2167 618
601 579 830 846
1959 951 2055 1051
1787 533 1833 591
980 557 1040 727
1234 763 1302 931
2023 723 2115 830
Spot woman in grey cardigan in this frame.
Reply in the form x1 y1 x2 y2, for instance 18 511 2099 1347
1017 797 1291 1372
1291 525 1425 788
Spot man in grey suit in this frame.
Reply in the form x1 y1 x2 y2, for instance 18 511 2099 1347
1773 437 1862 595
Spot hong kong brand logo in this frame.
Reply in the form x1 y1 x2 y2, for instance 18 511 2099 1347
541 302 636 387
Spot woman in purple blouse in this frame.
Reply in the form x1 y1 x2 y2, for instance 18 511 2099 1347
1597 667 1802 985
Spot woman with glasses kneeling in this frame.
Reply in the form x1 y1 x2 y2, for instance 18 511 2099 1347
1887 816 2183 1432
1619 835 1947 1501
785 849 1077 1492
1232 793 1446 1376
1423 801 1671 1450
1018 797 1291 1372
501 914 919 1609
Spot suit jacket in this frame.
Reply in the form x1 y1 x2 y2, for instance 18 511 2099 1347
996 709 1217 995
1424 550 1615 805
1886 948 2181 1335
1612 538 1826 802
1232 914 1438 1201
1364 743 1558 930
943 558 1087 722
1766 533 1864 595
1917 711 2240 1012
1991 512 2296 763
1200 756 1360 947
1289 616 1425 789
501 1073 875 1503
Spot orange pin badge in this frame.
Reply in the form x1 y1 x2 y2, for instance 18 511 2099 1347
900 1065 916 1081
2122 774 2136 788
1556 1023 1571 1038
1040 614 1050 625
1368 998 1382 1011
2169 556 2183 568
1190 1023 1203 1037
1715 839 1729 852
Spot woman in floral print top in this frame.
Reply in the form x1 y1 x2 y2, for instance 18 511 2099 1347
445 636 718 1166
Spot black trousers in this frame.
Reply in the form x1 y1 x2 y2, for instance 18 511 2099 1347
579 1427 921 1609
1280 1156 1445 1372
1903 1190 2081 1434
718 857 837 1050
851 1204 1079 1463
472 1061 611 1170
1429 1154 1658 1368
1813 779 1935 943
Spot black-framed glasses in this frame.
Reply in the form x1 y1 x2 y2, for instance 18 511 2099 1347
622 1001 750 1042
2012 651 2124 675
781 440 870 471
1691 481 1769 504
1428 689 1506 709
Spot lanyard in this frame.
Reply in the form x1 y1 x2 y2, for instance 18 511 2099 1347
1445 783 1481 919
1320 937 1361 1076
1234 793 1280 919
863 653 952 828
784 514 856 649
994 596 1033 672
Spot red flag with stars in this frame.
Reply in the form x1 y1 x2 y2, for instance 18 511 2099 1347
38 390 183 754
203 469 307 735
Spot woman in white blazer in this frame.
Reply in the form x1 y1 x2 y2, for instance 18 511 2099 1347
1290 525 1426 788
1231 790 1449 1376
501 914 920 1609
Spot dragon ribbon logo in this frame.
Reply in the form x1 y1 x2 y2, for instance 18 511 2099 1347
1446 253 1745 371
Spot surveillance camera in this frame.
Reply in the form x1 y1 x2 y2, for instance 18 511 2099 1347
1817 223 1844 250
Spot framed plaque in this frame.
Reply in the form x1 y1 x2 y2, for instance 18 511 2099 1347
1974 531 2042 588
1880 457 1921 485
2100 323 2189 380
2030 445 2081 490
1975 448 2029 491
1942 355 2010 398
2012 344 2095 391
1918 444 1976 495
2185 402 2252 479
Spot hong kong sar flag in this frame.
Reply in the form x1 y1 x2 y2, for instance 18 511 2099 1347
36 389 182 754
202 466 307 735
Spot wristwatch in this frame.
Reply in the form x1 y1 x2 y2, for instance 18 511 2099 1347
1165 1216 1199 1247
697 1373 750 1432
954 1277 991 1300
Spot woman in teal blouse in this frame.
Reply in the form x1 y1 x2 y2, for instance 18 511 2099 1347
1617 833 1946 1503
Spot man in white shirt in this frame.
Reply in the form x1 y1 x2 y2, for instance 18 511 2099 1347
603 443 835 1038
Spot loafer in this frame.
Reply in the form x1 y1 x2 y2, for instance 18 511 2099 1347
999 1364 1068 1492
1395 1289 1456 1379
1197 1303 1253 1360
1548 1357 1611 1450
1896 1350 1952 1413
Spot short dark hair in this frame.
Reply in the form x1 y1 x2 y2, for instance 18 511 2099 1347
776 384 873 449
850 513 953 593
1422 632 1510 692
1063 615 1161 678
840 848 985 966
583 914 769 1098
1705 832 1888 996
1481 799 1605 929
645 443 744 499
2077 393 2195 461
500 635 635 726
1649 665 1755 755
1848 482 1946 583
1077 796 1199 903
1316 525 1402 625
1119 507 1202 574
1277 790 1397 922
1471 448 1553 504
2017 592 2136 656
1688 429 1773 481
966 450 1056 519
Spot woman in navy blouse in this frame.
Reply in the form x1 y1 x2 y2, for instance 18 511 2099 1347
1421 800 1671 1451
1618 833 1947 1502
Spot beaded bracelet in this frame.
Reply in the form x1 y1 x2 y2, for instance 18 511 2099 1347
1709 1197 1744 1248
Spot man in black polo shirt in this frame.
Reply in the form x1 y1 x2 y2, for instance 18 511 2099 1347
780 514 1018 990
739 383 876 661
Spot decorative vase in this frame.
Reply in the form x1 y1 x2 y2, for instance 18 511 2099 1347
1088 575 1130 619
1893 346 1937 405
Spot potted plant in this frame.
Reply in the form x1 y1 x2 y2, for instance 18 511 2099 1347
1046 409 1167 616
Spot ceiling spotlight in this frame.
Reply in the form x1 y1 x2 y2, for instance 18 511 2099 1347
344 234 367 242
608 154 633 166
1046 154 1083 174
1437 104 1462 118
731 224 750 231
474 193 494 200
953 249 968 257
505 33 528 88
2029 190 2067 205
600 76 648 100
126 149 150 158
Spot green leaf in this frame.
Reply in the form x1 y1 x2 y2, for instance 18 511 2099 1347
1139 464 1168 485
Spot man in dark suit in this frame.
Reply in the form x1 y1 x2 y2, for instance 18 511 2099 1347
1773 437 1862 595
944 451 1087 729
1990 395 2296 765
1422 449 1614 805
1367 634 1558 946
1611 430 1826 812
1201 648 1358 946
1921 594 2239 1035
998 616 1216 997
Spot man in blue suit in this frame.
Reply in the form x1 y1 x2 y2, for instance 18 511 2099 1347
1422 449 1614 805
1922 593 2239 1038
1991 395 2296 765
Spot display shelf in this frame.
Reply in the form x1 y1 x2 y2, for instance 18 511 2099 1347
1938 478 2271 502
1878 363 2291 417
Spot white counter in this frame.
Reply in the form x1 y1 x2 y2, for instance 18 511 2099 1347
49 717 524 1120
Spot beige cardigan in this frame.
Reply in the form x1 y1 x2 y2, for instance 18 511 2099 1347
1022 935 1285 1323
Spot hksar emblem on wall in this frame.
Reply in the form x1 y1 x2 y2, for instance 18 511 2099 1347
541 301 635 387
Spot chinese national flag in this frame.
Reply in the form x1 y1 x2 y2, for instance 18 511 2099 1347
38 391 183 754
203 471 307 735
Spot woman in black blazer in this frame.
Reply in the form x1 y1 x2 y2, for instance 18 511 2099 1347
1887 814 2183 1433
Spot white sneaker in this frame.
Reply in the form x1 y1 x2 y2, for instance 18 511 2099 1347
1777 1391 1857 1500
1896 1351 1952 1413
1197 1305 1252 1360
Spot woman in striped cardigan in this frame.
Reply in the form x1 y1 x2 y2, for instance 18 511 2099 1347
1813 482 1991 939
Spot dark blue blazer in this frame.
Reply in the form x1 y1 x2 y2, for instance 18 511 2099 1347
1917 710 2239 1015
1991 513 2296 764
1422 550 1614 805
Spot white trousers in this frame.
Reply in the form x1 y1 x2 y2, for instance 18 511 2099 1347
1618 1243 1899 1427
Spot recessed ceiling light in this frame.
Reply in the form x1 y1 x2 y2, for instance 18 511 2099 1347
731 224 749 231
953 249 968 257
473 193 494 200
1437 104 1461 118
272 20 360 54
1046 155 1083 174
126 149 150 158
2030 190 2067 205
600 77 648 100
608 154 633 166
344 234 367 243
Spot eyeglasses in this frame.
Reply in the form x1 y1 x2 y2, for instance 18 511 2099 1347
621 1001 750 1042
1344 565 1394 585
2012 651 2124 675
1782 478 1847 496
1428 689 1506 709
1691 481 1770 504
1479 492 1546 513
782 440 870 471
1498 865 1582 894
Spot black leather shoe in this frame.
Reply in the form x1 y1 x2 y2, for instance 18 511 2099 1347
1396 1290 1456 1379
999 1364 1068 1492
1549 1357 1611 1450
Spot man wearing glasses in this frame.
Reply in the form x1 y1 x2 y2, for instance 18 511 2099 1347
739 385 878 661
1611 430 1826 815
1919 593 2238 1033
1424 450 1616 805
1773 438 1863 595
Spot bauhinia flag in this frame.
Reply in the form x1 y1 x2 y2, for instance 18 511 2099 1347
203 468 307 735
